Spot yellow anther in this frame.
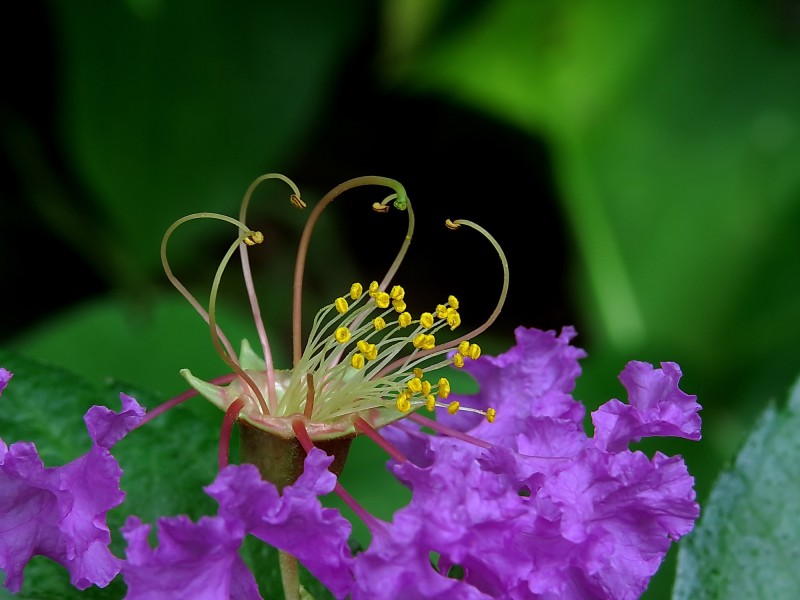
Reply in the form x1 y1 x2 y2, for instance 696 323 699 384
453 353 465 368
244 231 264 246
398 312 412 328
422 334 436 350
375 292 390 309
445 218 460 230
413 367 424 379
421 380 431 395
486 408 497 423
334 327 351 344
413 333 427 349
447 401 460 415
372 202 390 213
351 353 365 369
290 194 306 209
408 377 423 394
373 317 386 331
436 304 448 319
458 341 470 355
390 285 405 300
357 340 370 353
396 393 411 412
350 283 363 300
467 343 482 360
392 299 407 313
335 297 349 314
364 344 378 361
368 281 380 296
420 312 434 329
448 295 460 309
446 308 461 330
438 377 451 398
426 395 436 411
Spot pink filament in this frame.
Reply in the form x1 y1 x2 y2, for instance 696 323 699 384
354 417 407 463
219 397 246 469
408 413 493 449
291 418 383 531
138 373 237 426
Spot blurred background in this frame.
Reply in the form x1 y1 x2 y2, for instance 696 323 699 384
2 1 799 598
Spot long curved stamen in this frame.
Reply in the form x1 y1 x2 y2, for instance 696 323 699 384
291 418 384 531
209 228 269 414
238 173 303 414
161 212 251 363
376 218 509 378
139 373 237 426
219 397 246 469
408 413 493 449
292 177 408 367
354 417 407 463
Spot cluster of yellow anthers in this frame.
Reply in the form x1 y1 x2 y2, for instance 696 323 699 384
329 281 493 421
280 278 496 425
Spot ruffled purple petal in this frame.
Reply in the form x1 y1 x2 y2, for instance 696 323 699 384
121 515 260 600
592 361 702 452
438 326 587 447
0 368 12 397
0 392 145 592
352 512 494 600
206 449 353 599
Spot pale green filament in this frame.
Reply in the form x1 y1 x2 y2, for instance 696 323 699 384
292 176 409 366
161 212 268 414
237 173 302 414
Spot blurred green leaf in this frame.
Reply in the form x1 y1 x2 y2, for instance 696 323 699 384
672 374 800 598
399 0 800 366
51 0 369 275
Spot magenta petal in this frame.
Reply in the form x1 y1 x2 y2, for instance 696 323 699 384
592 361 702 452
0 392 145 592
352 512 494 600
121 515 261 600
206 449 354 599
0 368 12 397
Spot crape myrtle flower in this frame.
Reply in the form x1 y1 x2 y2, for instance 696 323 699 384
0 381 144 592
0 172 702 599
380 327 702 598
145 173 507 598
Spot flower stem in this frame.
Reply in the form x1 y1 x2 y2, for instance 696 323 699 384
278 550 300 600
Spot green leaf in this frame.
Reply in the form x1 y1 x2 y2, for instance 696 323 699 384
672 375 800 599
400 0 800 364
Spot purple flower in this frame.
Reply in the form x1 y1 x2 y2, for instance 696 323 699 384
122 448 354 599
121 515 260 600
0 388 145 593
0 368 12 397
380 326 701 598
592 361 702 452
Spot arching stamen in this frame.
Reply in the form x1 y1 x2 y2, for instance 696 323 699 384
354 417 407 463
209 228 269 414
376 218 509 378
219 397 246 469
291 419 384 531
408 413 493 449
161 212 251 363
292 177 408 367
139 373 237 426
238 173 303 414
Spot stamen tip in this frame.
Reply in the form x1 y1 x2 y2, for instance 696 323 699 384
290 193 306 209
445 218 460 230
